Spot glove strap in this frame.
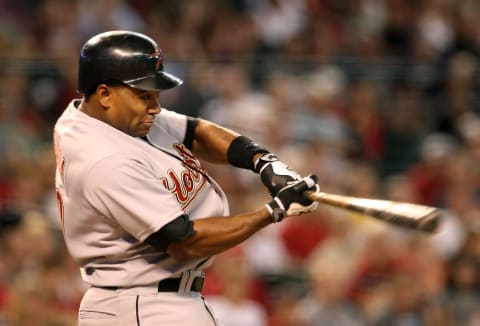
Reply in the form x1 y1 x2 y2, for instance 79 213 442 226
253 153 279 173
265 197 286 223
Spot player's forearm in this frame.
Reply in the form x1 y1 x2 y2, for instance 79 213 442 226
166 207 272 261
191 119 238 163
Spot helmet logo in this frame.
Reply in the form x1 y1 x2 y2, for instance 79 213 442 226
149 49 164 71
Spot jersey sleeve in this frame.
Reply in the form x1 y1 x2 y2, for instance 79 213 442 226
148 109 199 150
151 109 188 143
83 154 184 242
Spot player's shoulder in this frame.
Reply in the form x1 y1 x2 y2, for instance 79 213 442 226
155 107 188 126
55 99 81 129
56 100 151 169
149 108 189 144
85 151 145 177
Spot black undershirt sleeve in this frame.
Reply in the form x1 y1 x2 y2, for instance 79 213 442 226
184 117 199 151
144 214 195 251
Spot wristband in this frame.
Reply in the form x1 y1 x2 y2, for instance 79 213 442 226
227 136 269 171
265 198 286 223
253 153 279 173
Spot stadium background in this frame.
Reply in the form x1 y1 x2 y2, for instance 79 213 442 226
0 0 479 325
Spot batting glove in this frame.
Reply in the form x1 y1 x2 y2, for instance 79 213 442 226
254 153 302 196
266 174 319 223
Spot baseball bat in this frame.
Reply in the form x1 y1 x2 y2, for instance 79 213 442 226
304 191 442 233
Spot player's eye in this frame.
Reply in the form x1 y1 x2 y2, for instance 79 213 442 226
140 94 152 101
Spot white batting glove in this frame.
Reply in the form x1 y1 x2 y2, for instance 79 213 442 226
266 174 319 222
254 153 302 196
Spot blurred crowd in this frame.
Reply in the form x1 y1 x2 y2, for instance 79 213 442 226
0 0 480 325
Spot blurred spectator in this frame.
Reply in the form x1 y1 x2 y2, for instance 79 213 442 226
457 113 480 195
415 0 454 57
460 231 480 266
346 229 407 305
381 0 416 57
408 237 454 326
198 63 278 190
374 273 424 326
266 282 306 326
205 246 268 326
0 208 73 325
383 174 418 204
295 235 361 326
246 0 307 51
288 65 350 147
424 208 466 261
78 0 146 38
199 63 277 144
0 207 22 322
446 254 480 326
43 244 88 320
23 61 73 135
279 210 331 267
406 133 458 206
244 223 293 276
343 160 380 198
203 6 258 60
380 86 424 177
363 236 454 325
346 80 385 163
433 51 480 140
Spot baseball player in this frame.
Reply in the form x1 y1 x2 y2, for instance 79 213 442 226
53 30 319 326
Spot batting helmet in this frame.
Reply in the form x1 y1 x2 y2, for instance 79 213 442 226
78 30 183 94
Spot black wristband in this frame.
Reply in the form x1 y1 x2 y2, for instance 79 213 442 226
266 198 286 223
227 136 269 171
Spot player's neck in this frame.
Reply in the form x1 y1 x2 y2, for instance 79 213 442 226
78 99 107 123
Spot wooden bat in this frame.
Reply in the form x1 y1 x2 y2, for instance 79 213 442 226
304 191 442 233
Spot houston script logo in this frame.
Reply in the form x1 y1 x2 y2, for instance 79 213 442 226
161 144 207 209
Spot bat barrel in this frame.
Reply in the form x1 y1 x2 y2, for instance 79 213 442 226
416 209 441 232
305 191 442 233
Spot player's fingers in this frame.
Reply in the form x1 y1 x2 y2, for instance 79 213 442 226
293 174 317 192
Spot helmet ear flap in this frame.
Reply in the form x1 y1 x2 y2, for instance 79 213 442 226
78 31 182 94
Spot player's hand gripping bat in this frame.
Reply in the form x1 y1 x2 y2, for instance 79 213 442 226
304 191 442 232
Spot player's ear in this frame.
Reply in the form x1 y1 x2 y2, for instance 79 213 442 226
96 84 112 108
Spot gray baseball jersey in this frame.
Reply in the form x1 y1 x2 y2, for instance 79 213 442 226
54 99 229 288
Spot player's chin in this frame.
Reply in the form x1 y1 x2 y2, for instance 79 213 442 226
133 124 152 137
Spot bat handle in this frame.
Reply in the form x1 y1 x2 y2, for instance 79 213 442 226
304 190 325 202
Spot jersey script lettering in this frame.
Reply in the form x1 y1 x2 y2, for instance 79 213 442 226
161 143 208 208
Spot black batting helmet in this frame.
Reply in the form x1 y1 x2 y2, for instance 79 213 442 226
78 30 183 94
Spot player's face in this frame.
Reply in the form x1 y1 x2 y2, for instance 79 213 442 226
109 86 161 137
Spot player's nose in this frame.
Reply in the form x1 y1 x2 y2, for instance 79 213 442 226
147 102 161 115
